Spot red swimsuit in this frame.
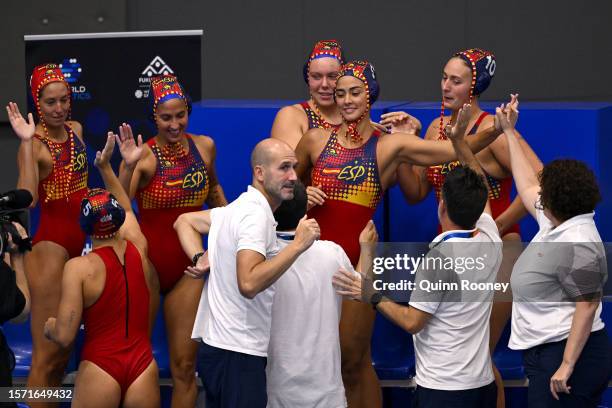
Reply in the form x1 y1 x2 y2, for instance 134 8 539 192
136 135 209 293
32 125 88 258
308 129 383 264
426 112 520 235
81 240 152 398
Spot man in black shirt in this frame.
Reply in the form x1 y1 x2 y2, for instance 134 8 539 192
0 221 30 398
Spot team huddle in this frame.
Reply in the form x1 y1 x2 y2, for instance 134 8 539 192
4 39 610 408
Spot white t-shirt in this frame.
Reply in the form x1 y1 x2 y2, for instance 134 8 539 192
192 186 280 357
409 213 502 391
266 237 352 408
509 210 606 350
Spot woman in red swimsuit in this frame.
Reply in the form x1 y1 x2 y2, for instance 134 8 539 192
271 39 345 149
45 131 159 407
296 60 506 408
119 74 227 407
394 49 542 407
6 64 89 396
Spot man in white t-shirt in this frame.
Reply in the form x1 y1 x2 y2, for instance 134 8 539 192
333 105 504 407
174 138 320 408
266 181 376 408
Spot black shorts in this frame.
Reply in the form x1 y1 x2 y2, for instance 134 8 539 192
198 342 267 408
412 381 496 408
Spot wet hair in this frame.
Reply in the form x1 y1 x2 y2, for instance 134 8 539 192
539 159 601 222
442 166 488 229
273 181 307 231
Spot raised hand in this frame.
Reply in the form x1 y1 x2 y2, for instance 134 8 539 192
445 103 472 142
380 111 422 135
359 220 378 244
293 214 320 252
506 93 519 128
115 123 144 168
6 102 35 141
94 132 116 167
494 94 520 132
495 95 520 133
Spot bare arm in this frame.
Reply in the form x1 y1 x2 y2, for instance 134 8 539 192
114 123 143 196
447 104 492 215
334 220 430 333
396 119 439 203
142 257 160 337
294 130 317 181
44 259 84 348
200 137 228 208
550 299 600 399
17 141 39 206
396 164 427 204
332 265 432 334
490 129 543 234
174 210 212 260
377 301 432 334
7 103 39 206
236 215 319 299
355 220 378 277
270 105 307 150
96 131 147 250
495 98 540 219
394 123 502 167
237 247 302 299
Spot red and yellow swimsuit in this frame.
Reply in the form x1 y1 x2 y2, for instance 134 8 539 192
136 135 209 293
308 129 383 264
32 125 88 258
82 240 152 399
300 101 340 131
426 112 520 235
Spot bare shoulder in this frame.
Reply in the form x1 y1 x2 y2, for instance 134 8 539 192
67 120 84 140
277 104 307 125
190 134 215 151
65 254 100 277
303 126 328 141
480 113 495 128
281 103 307 117
301 127 331 148
424 117 444 140
138 141 156 165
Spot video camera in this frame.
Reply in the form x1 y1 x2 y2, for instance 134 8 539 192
0 189 32 256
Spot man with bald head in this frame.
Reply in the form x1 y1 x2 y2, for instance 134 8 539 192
174 138 320 408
